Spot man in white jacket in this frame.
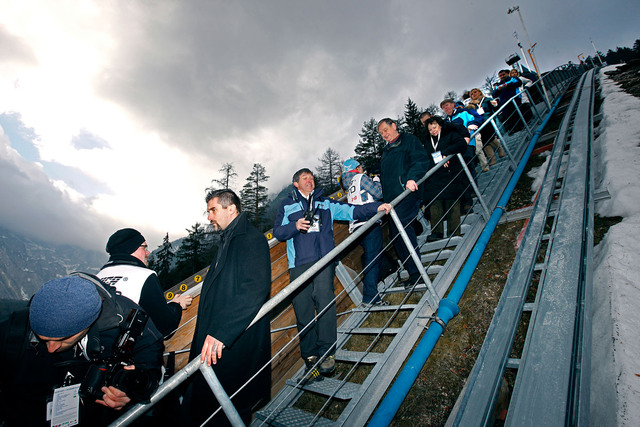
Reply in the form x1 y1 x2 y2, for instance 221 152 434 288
97 228 192 337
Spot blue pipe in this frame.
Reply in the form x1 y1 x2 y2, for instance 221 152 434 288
368 93 565 426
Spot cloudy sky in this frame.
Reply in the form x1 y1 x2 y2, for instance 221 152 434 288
0 0 637 251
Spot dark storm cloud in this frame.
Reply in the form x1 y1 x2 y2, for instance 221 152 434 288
93 0 638 190
0 129 117 250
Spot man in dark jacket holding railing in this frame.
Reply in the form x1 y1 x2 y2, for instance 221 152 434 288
185 189 271 426
378 118 430 288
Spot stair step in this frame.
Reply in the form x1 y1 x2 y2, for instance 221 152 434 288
354 303 417 312
337 327 401 335
255 407 336 427
284 377 361 400
334 349 384 364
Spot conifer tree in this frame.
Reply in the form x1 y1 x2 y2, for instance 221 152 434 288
354 118 385 174
175 223 208 277
152 233 174 288
240 163 270 230
315 148 342 194
209 162 238 190
403 97 422 137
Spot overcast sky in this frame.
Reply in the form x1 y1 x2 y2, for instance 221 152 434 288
0 0 637 251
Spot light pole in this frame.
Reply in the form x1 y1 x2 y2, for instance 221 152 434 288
590 39 604 66
513 31 531 70
507 5 550 105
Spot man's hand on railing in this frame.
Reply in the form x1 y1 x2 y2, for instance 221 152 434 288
406 180 418 192
377 203 392 214
200 335 225 367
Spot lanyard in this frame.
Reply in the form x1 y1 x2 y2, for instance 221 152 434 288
430 133 440 151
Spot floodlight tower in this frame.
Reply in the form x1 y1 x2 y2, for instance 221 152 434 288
507 5 550 105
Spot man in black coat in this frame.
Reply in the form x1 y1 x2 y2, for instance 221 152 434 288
0 275 164 426
378 118 430 288
184 189 271 426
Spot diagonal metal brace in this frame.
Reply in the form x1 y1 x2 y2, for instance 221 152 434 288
388 208 439 310
456 153 491 220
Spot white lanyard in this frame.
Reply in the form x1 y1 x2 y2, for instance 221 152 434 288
430 133 440 151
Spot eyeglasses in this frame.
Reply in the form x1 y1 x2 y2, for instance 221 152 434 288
140 244 149 250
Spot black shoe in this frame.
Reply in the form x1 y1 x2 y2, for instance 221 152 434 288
426 232 443 242
299 356 324 385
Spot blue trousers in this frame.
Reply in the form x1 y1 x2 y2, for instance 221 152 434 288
357 224 383 303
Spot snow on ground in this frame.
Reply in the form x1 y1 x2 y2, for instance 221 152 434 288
591 65 640 426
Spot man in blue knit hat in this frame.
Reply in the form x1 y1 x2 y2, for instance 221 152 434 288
0 275 164 426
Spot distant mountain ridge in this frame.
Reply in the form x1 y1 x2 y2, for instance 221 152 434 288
0 226 105 301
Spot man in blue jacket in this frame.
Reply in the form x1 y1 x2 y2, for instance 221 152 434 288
274 168 391 382
493 68 524 132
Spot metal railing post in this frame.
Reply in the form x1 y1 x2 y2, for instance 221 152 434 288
490 119 518 169
388 208 439 310
512 100 533 137
109 358 241 427
456 153 491 220
199 364 245 427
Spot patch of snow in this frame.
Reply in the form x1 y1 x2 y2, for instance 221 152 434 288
591 65 640 426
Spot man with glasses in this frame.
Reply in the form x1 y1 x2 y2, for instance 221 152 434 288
97 228 192 337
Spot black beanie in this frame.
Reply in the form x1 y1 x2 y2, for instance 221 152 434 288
106 228 145 255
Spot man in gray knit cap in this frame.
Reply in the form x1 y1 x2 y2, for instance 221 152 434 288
0 275 164 426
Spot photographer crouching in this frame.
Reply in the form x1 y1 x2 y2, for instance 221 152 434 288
0 275 164 426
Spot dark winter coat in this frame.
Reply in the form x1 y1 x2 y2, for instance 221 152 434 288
273 187 382 268
493 77 523 108
380 132 430 202
422 122 469 202
188 212 271 422
0 292 163 426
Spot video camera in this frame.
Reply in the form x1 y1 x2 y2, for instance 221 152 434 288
79 309 157 403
